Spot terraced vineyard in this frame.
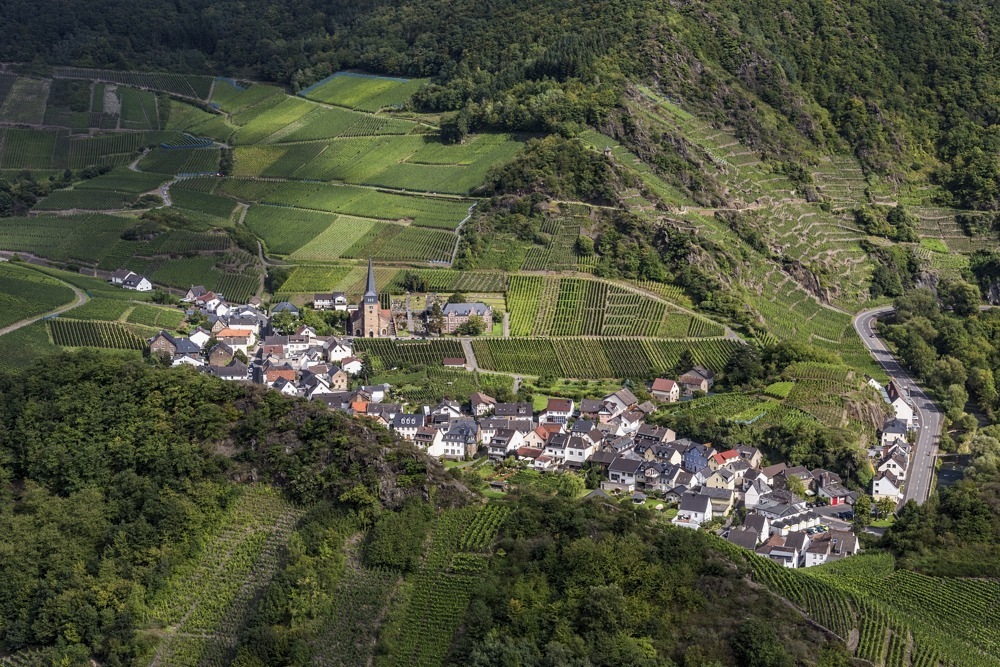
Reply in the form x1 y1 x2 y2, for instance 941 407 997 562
715 544 1000 667
376 505 508 667
146 486 303 667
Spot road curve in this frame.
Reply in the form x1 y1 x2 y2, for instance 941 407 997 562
0 276 89 337
853 307 942 505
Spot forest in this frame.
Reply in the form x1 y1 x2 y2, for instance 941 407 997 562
3 0 1000 205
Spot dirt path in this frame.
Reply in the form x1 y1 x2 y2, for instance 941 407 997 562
460 338 478 370
0 273 89 337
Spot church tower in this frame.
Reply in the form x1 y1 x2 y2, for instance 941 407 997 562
354 258 389 337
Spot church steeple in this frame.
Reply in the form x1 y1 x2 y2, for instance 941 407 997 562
363 258 379 305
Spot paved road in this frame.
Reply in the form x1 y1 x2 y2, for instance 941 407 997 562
853 307 942 505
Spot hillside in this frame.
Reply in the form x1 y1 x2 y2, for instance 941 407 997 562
0 354 844 667
2 3 1000 666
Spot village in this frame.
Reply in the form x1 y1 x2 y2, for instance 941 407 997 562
120 261 922 571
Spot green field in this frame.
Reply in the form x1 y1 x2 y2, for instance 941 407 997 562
354 338 465 370
220 179 472 230
299 73 429 112
145 486 303 666
0 214 132 264
0 77 50 124
716 545 1000 667
139 147 220 175
0 263 76 328
47 319 147 349
471 337 740 379
506 275 723 338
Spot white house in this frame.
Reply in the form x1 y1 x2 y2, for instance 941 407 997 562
272 377 300 397
887 380 914 426
539 398 575 424
873 471 903 501
603 457 643 493
672 494 713 529
325 338 354 363
881 418 909 446
171 354 204 368
188 327 212 349
877 447 908 480
341 357 363 375
470 392 497 417
488 429 524 460
392 414 425 441
314 292 348 311
121 272 153 292
413 426 445 457
651 378 680 402
564 434 598 467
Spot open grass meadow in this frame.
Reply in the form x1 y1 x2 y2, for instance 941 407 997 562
0 263 76 328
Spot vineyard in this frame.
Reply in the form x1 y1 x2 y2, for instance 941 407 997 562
218 179 472 230
146 486 303 667
53 67 213 99
471 337 740 379
716 542 1000 667
371 366 512 404
387 269 507 294
0 213 131 265
354 339 465 370
0 263 75 328
48 319 146 349
505 276 725 338
299 72 428 112
376 504 509 667
0 128 59 170
150 253 260 303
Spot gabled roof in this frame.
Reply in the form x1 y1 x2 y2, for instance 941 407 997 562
393 413 425 428
495 402 532 417
272 301 300 314
442 302 490 316
679 493 711 513
882 417 908 434
727 527 759 550
743 513 769 534
545 398 573 412
608 387 638 406
470 391 496 406
608 456 643 475
651 378 678 392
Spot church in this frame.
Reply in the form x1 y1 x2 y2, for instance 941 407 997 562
350 259 394 337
